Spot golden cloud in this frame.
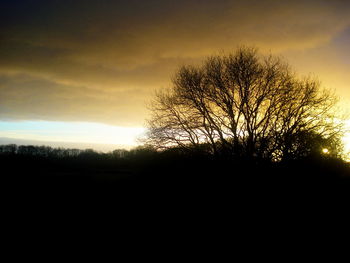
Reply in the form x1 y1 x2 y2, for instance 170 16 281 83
1 0 349 126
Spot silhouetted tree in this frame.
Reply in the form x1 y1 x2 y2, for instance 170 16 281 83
112 149 129 159
146 47 343 161
0 144 17 154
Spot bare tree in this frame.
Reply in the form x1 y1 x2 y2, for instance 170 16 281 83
146 47 343 161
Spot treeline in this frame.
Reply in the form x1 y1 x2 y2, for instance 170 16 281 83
0 144 155 160
0 144 165 176
1 143 349 173
1 143 349 184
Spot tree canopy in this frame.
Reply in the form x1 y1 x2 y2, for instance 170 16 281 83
146 47 343 161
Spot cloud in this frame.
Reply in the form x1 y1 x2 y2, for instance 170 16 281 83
1 0 350 126
0 73 148 125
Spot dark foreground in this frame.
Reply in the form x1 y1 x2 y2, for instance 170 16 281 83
2 151 350 247
2 152 349 204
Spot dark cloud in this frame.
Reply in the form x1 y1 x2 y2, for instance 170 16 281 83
1 0 349 125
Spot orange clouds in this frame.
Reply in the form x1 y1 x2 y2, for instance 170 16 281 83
1 0 349 126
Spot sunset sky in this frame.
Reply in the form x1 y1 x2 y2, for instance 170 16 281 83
1 0 349 152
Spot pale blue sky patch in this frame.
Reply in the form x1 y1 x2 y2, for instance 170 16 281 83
0 120 145 146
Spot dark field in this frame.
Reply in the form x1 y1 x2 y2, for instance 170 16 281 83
2 148 349 204
2 147 349 239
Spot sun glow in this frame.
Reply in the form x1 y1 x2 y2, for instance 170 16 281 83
322 148 329 154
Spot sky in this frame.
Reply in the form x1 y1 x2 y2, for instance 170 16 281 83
0 0 350 152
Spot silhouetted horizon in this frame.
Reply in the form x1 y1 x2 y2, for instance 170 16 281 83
0 137 135 152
